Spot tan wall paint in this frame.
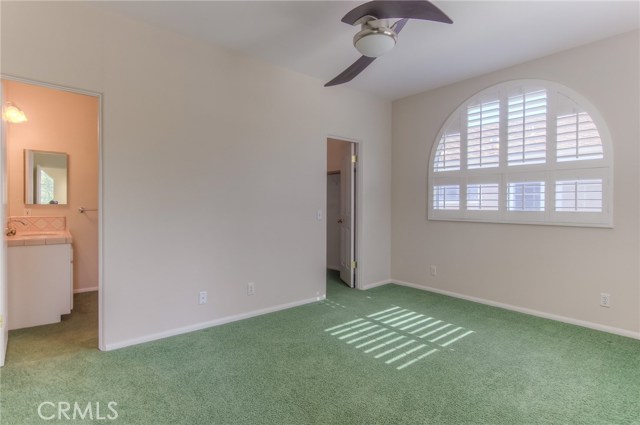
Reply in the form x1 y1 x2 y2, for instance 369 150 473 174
392 31 640 335
0 2 392 348
4 80 99 292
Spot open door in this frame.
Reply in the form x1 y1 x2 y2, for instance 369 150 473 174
339 143 355 288
0 83 8 366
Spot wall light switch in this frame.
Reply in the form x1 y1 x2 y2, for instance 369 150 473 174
199 291 208 305
317 210 323 221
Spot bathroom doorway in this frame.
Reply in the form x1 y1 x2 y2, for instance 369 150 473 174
0 76 102 363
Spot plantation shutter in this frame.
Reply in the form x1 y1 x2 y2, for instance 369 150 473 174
555 179 603 212
428 80 611 227
507 90 547 166
434 133 461 172
467 100 500 169
467 183 499 211
556 94 603 162
433 185 460 210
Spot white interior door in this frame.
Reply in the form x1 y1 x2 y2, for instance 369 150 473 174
339 143 355 288
0 83 8 366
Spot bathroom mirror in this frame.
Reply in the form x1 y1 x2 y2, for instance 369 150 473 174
24 149 68 205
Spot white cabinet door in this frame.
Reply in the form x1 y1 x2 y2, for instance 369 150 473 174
8 244 72 330
70 245 74 310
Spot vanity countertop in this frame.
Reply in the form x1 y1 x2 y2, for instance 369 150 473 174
6 230 73 247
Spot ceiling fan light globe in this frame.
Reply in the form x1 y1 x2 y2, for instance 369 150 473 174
353 29 397 58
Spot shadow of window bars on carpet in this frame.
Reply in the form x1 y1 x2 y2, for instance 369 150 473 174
325 306 474 370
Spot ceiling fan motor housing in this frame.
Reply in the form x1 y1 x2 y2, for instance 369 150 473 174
353 22 398 58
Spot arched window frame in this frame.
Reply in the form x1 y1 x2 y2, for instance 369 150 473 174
428 79 613 227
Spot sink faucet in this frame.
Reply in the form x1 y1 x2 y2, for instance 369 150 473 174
5 218 28 237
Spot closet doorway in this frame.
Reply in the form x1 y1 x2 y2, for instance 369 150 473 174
326 138 357 288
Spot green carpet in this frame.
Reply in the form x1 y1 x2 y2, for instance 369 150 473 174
1 271 639 424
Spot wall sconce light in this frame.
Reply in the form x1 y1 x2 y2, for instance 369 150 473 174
2 101 28 123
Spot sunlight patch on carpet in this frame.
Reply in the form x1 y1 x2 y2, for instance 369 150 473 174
325 306 474 370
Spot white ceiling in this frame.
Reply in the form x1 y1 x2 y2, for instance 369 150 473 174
92 1 640 100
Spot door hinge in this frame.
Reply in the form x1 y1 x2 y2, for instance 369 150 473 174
0 315 3 329
351 260 357 269
351 154 357 163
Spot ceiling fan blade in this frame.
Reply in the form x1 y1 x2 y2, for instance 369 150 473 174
342 1 453 26
392 18 409 33
324 56 376 87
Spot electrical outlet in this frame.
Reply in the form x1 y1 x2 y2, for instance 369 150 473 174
430 265 437 276
199 291 208 305
247 282 255 296
600 293 611 308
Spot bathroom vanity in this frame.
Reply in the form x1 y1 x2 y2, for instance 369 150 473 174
7 231 73 330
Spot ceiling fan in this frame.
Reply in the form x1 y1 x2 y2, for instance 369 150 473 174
325 0 453 87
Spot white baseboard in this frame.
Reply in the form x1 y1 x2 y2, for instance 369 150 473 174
327 265 340 272
104 294 325 351
74 286 98 294
359 279 392 290
392 279 640 340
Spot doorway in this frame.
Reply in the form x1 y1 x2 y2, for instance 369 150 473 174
326 138 357 288
0 77 102 365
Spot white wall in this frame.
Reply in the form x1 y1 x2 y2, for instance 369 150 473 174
0 2 392 349
392 31 640 335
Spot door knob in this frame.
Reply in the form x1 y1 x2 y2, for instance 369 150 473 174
337 218 343 223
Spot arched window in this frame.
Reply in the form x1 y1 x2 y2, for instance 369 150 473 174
428 80 612 227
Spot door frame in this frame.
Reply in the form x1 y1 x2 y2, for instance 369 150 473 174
1 82 8 366
327 135 362 289
0 74 105 352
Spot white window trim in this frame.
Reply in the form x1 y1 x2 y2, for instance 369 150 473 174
428 79 613 228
